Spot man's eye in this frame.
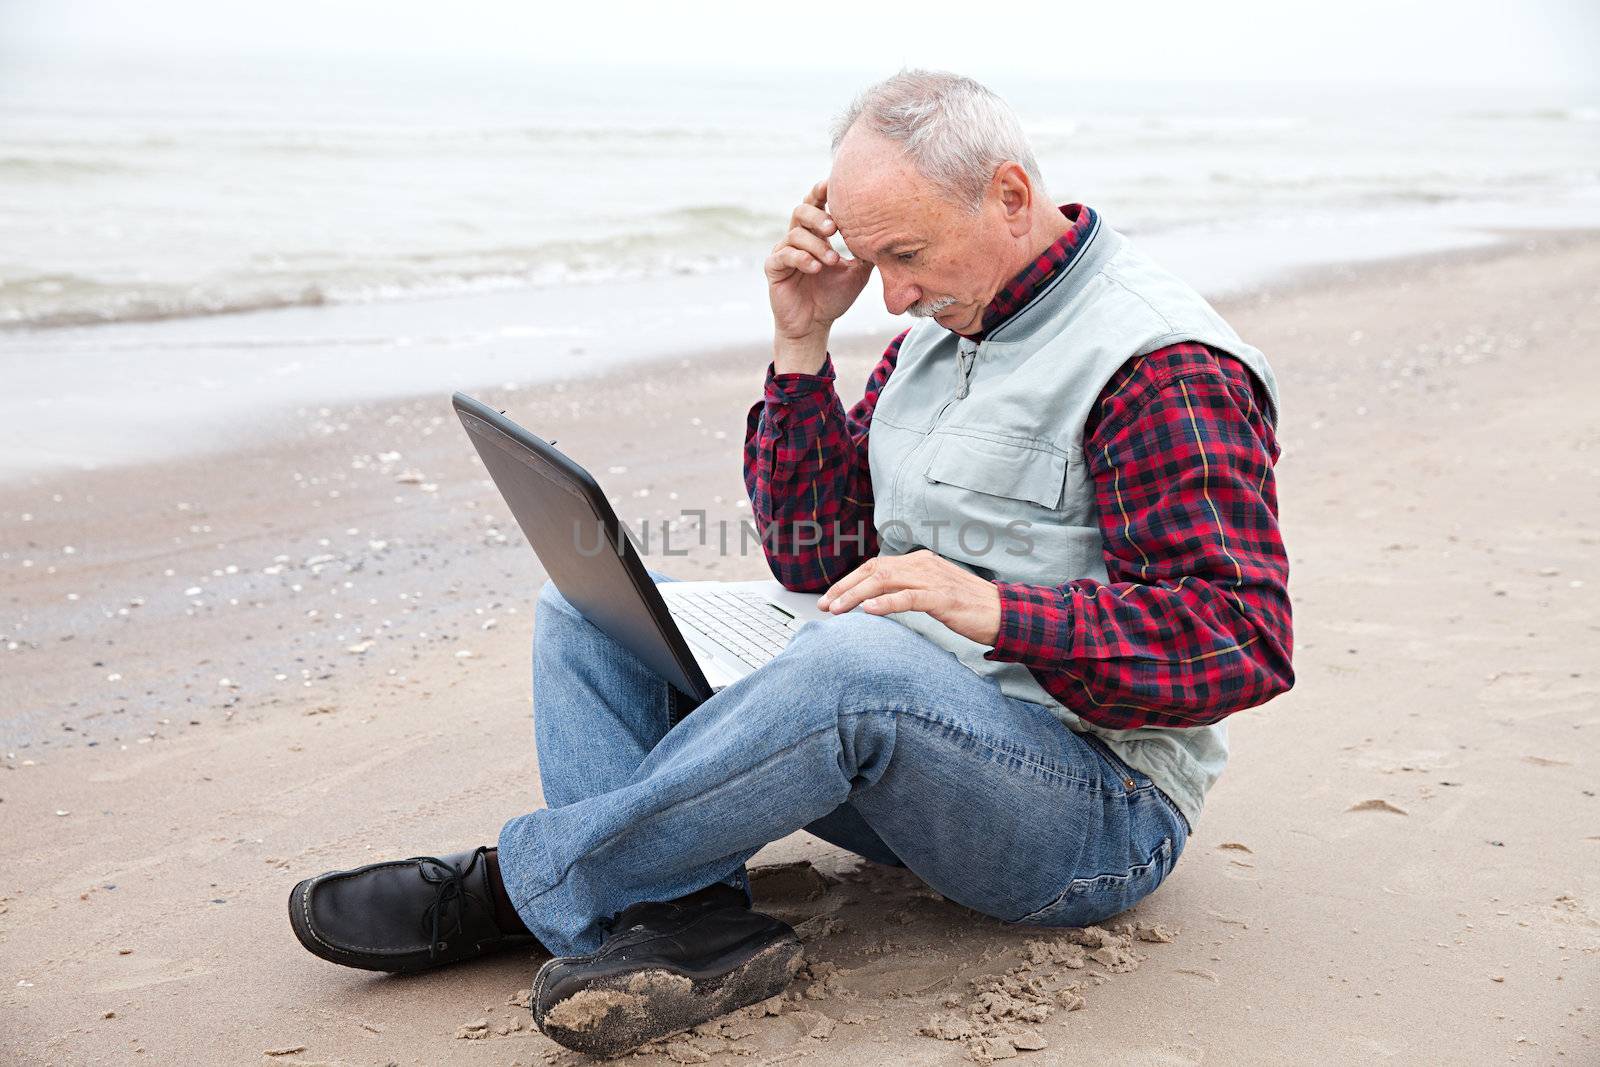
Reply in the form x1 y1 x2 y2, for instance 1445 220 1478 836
897 251 918 262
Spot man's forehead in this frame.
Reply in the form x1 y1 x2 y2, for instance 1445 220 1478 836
828 182 929 255
828 130 938 252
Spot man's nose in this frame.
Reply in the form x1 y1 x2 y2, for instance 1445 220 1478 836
881 275 922 316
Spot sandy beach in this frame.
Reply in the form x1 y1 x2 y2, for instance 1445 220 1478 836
2 230 1597 1064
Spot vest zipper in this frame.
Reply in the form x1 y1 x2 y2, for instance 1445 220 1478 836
895 216 1092 543
925 339 980 430
954 339 977 400
890 338 979 541
920 216 1103 459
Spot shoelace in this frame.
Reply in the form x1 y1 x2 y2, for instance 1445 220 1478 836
415 848 488 959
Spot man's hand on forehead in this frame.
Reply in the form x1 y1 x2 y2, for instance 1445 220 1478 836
764 178 875 359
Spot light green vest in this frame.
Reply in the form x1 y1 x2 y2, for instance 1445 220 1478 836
866 210 1279 829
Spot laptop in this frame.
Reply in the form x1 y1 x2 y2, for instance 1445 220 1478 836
452 392 834 711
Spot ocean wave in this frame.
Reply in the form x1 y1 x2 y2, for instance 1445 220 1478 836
652 203 778 237
0 274 333 330
41 321 593 355
0 155 131 177
0 247 754 331
0 197 783 330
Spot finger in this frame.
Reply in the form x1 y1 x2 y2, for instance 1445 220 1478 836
803 179 828 209
763 248 799 282
765 246 824 279
789 203 837 239
860 587 933 616
785 226 839 265
826 573 882 614
826 565 906 614
777 246 825 274
817 558 878 610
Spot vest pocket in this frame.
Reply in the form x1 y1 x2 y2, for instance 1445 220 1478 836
922 436 1069 510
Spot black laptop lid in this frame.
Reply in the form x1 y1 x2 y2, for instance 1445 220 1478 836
451 393 712 701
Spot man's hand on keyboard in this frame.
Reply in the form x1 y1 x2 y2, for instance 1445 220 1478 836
815 549 1002 647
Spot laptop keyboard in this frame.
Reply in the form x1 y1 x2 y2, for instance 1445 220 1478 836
668 590 805 669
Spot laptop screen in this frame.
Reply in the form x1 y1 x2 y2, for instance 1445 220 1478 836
453 394 711 701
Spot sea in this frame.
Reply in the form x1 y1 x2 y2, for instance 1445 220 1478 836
1 52 1597 478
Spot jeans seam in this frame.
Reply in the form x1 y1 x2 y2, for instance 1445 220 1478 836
862 705 1116 793
518 723 843 903
1081 733 1192 835
1008 835 1174 926
1153 786 1192 836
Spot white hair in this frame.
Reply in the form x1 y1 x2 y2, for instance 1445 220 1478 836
830 69 1047 211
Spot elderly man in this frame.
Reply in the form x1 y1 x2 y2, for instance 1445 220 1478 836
287 70 1292 1056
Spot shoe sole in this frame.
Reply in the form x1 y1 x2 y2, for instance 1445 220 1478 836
533 935 803 1056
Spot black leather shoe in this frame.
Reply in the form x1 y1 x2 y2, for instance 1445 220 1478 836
531 883 803 1057
288 845 541 973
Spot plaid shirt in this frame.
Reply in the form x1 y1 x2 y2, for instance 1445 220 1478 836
743 204 1293 730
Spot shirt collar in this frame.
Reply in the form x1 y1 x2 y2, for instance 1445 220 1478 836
960 203 1097 341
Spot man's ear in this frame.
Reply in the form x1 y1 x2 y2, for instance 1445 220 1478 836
991 161 1033 237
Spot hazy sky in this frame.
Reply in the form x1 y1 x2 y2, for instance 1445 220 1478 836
5 0 1598 89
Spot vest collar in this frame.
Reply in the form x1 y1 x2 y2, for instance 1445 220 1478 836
980 210 1122 345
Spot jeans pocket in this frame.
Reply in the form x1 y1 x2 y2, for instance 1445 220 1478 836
1080 733 1193 836
1008 835 1177 929
1079 732 1148 790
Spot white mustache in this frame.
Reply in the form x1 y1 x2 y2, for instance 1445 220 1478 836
907 296 957 318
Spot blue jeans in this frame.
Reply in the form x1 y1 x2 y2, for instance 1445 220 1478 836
498 571 1188 956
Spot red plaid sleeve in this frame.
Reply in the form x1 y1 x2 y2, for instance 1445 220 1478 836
742 330 909 591
984 344 1294 729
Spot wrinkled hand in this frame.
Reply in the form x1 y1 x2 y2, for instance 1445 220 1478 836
766 179 874 345
816 549 1002 647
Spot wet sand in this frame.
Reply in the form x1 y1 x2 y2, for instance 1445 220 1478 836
2 231 1598 1064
